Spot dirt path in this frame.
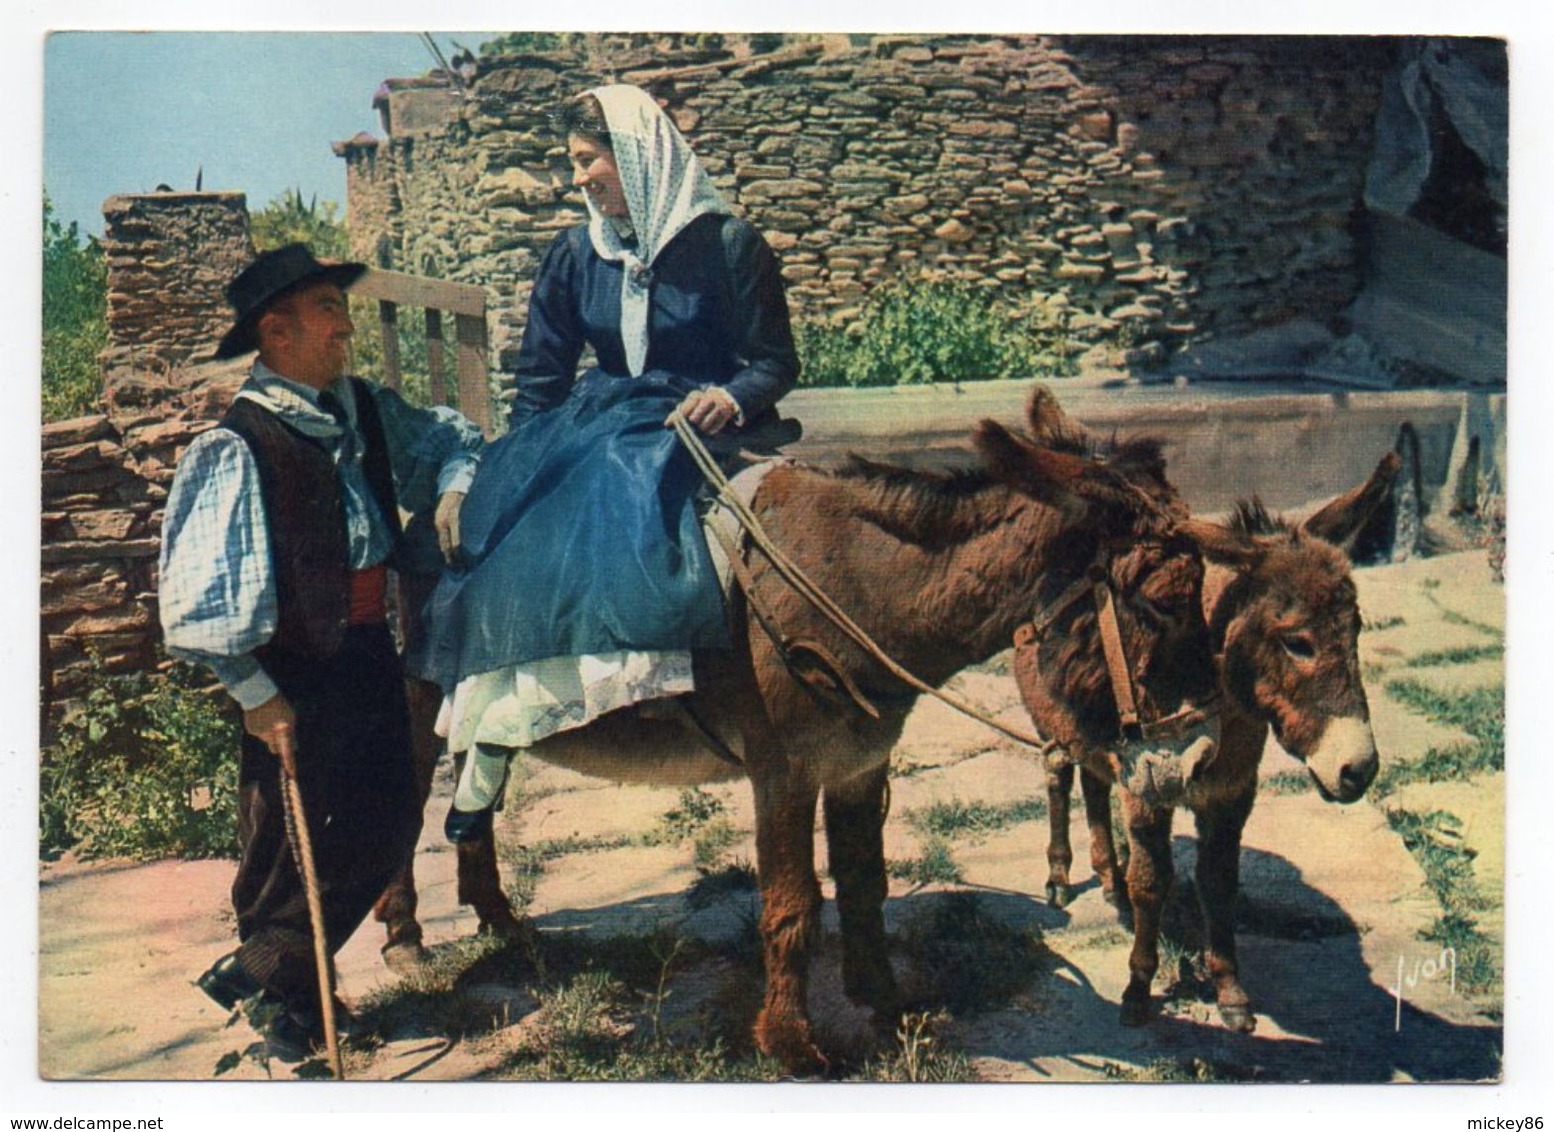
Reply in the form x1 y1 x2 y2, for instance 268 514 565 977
37 550 1504 1083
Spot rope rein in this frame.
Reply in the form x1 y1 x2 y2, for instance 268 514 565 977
671 412 1060 756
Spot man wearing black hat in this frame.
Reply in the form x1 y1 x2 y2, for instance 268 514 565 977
158 243 484 1061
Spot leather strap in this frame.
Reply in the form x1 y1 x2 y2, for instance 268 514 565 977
1093 581 1142 737
707 517 883 721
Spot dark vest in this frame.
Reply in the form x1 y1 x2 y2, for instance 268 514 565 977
222 377 402 661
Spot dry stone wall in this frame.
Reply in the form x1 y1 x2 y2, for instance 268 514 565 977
40 35 1395 702
42 194 253 702
338 33 1392 382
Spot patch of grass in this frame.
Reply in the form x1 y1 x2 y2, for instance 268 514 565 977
497 1030 778 1082
906 795 1048 842
1261 770 1313 796
643 787 727 847
887 836 964 886
1155 930 1212 998
1102 1056 1267 1083
531 833 637 859
1385 680 1503 764
1382 728 1504 995
1375 679 1502 808
862 1011 975 1083
691 819 740 873
1385 807 1500 995
1071 926 1133 951
486 966 757 1081
493 843 545 913
1387 809 1487 912
531 969 633 1063
796 275 1078 389
685 860 759 911
897 892 1051 1015
1420 914 1500 994
355 933 520 1039
1373 742 1503 798
1406 645 1503 669
421 924 779 1081
1422 590 1503 640
1363 614 1406 632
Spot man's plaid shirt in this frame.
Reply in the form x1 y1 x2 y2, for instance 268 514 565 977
158 363 482 709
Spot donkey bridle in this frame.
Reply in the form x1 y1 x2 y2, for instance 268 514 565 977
1012 541 1221 745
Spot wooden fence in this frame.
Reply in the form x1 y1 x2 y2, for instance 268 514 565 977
350 267 495 437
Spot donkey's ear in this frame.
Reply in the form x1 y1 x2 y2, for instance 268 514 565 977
1026 383 1080 444
975 418 1090 515
1180 518 1266 570
1301 451 1402 553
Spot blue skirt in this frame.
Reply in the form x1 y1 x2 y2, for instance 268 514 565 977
420 371 730 691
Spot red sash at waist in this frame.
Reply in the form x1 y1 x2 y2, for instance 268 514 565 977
348 564 389 624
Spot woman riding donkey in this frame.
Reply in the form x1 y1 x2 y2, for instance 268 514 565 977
421 84 802 839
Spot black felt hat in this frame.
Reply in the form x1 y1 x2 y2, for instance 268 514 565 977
214 243 368 360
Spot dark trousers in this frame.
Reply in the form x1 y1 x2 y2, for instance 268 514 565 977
230 623 421 1011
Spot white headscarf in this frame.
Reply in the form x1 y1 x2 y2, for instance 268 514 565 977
581 84 730 376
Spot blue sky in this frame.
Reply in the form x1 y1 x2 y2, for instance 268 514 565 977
45 31 489 235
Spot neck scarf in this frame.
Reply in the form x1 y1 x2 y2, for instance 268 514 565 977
582 84 730 376
235 362 358 458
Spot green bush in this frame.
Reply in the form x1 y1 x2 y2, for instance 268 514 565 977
250 188 350 260
41 658 241 861
42 195 109 422
796 277 1077 388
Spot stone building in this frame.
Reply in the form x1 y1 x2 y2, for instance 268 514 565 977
335 33 1400 383
40 33 1507 706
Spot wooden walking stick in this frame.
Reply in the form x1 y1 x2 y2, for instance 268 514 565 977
274 720 345 1080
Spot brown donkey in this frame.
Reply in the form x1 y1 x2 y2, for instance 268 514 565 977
376 386 1221 1069
1027 393 1399 1031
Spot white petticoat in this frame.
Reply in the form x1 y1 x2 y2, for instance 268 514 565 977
435 649 695 811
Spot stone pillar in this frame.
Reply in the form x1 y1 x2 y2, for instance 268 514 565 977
100 191 254 407
41 193 257 706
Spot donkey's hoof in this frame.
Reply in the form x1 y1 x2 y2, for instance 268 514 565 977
1046 881 1076 909
478 908 532 945
1217 1003 1257 1033
381 940 432 976
755 1014 829 1077
1119 992 1154 1028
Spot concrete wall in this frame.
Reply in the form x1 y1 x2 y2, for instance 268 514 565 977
774 379 1497 518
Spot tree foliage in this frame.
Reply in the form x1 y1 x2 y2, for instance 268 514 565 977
249 187 350 259
42 194 109 421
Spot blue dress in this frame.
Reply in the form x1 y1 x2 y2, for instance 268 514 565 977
421 212 799 693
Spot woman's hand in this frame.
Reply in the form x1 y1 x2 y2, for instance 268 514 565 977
669 387 741 435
